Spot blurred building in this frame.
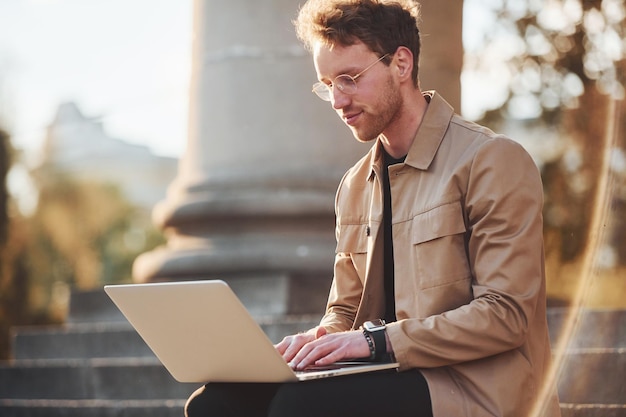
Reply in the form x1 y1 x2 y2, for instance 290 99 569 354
39 102 178 210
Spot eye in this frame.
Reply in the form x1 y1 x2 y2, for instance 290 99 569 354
334 75 355 92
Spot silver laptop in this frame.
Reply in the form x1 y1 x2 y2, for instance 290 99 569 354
104 280 398 383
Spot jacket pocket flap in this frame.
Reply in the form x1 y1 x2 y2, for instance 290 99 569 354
336 223 368 253
412 201 466 244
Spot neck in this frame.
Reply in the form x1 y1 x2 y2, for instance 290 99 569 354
380 89 428 158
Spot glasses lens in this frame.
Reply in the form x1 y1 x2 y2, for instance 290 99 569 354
311 75 357 101
312 82 331 101
334 75 357 95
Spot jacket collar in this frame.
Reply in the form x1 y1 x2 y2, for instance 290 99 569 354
368 91 455 181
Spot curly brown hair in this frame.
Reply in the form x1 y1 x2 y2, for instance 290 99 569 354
294 0 422 86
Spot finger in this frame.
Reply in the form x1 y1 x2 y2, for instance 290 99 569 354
314 349 344 366
289 340 319 370
283 342 302 363
293 337 339 370
315 326 327 338
282 333 315 363
274 336 291 355
295 331 369 369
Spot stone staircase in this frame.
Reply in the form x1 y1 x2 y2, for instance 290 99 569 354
0 288 624 417
0 286 320 417
548 308 625 417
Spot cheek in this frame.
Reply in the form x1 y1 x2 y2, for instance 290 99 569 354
375 78 402 118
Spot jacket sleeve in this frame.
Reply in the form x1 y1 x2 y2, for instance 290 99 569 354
319 252 364 332
387 137 547 369
319 169 368 333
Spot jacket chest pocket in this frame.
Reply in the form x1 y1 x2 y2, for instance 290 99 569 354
411 201 471 289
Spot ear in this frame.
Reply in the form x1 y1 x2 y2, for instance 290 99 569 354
392 46 414 83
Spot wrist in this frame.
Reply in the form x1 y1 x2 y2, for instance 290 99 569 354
362 319 387 361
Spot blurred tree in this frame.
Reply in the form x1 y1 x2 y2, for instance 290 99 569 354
470 0 625 267
27 168 165 301
0 129 8 246
0 129 38 359
0 153 165 358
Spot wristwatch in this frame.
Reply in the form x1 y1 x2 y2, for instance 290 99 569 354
363 319 387 362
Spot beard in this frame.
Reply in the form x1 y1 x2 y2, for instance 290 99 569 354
349 75 402 143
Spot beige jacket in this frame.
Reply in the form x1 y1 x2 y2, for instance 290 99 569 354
319 92 561 417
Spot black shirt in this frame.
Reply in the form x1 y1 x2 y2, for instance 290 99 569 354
382 148 406 323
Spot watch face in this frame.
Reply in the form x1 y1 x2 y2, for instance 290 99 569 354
364 319 386 331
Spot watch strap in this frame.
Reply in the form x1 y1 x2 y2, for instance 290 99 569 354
362 329 376 361
369 327 387 361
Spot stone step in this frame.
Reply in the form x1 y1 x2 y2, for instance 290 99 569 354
0 357 196 400
547 308 626 349
0 403 623 417
3 284 625 417
63 288 624 354
14 304 623 362
558 348 626 405
0 399 186 417
11 322 153 360
560 404 626 417
67 277 329 325
67 288 126 324
2 348 623 404
11 316 320 360
64 286 626 349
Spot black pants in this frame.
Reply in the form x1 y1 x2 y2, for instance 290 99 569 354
185 369 433 417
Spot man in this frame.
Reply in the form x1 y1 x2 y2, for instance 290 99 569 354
186 0 561 416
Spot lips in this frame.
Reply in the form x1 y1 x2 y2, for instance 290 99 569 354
343 111 362 126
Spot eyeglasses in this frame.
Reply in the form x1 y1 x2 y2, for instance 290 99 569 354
312 53 390 101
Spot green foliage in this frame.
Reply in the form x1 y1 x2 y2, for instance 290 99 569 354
0 128 17 360
471 0 626 269
473 0 625 120
0 130 50 359
27 170 165 292
0 153 166 358
0 129 8 245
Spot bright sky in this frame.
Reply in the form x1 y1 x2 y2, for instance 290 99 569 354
0 0 493 165
0 0 193 161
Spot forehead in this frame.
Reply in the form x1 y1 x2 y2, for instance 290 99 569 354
313 41 374 78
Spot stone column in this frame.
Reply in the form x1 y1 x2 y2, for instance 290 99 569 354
132 0 369 316
133 0 463 317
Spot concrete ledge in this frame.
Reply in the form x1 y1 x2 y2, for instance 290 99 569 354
0 399 186 417
558 348 626 404
4 299 625 417
67 289 126 324
11 315 319 361
11 323 153 360
0 358 196 400
70 281 327 325
547 309 626 349
2 400 625 417
560 403 626 417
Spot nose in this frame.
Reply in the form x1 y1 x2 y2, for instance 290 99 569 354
331 86 350 110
